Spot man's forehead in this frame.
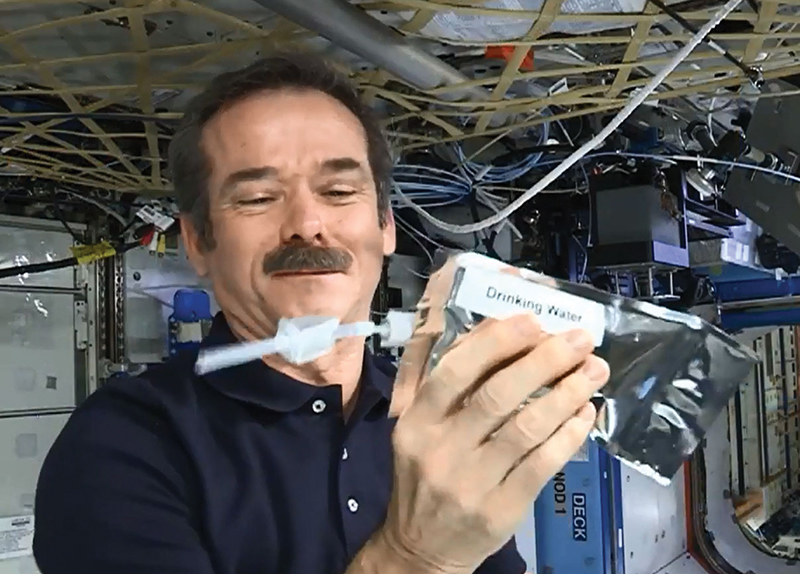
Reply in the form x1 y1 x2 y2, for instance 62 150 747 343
202 93 374 198
209 89 367 137
202 91 371 169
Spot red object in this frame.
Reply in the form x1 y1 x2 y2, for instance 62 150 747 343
485 45 534 72
140 226 156 246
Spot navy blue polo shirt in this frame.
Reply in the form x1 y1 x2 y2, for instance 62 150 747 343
33 313 527 574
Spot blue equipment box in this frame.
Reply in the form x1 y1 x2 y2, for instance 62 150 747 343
535 441 624 574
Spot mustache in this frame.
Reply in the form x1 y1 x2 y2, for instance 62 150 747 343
262 245 353 275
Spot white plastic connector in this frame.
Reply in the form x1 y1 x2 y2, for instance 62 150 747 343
377 310 416 349
195 310 417 375
147 232 159 254
195 316 379 374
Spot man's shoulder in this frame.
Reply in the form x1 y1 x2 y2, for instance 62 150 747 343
110 350 196 394
67 351 201 440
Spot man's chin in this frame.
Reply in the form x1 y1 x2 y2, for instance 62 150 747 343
264 298 347 322
258 276 357 320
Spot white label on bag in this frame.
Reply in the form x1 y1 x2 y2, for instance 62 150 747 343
0 514 34 561
454 266 606 346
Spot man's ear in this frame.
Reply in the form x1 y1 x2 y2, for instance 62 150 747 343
179 216 210 277
382 208 396 257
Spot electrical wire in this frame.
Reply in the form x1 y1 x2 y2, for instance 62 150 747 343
572 236 588 282
395 212 451 253
60 190 127 225
391 163 471 208
397 149 800 218
0 113 179 125
393 214 435 279
51 190 82 243
473 150 800 185
474 188 523 240
453 114 551 184
127 287 175 309
600 152 800 185
394 0 745 235
0 239 141 280
0 223 163 280
649 0 758 83
477 151 800 186
0 255 78 280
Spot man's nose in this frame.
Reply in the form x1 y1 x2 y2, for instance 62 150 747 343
279 188 324 243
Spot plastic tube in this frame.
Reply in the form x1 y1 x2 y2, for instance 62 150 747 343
195 313 417 374
394 0 745 235
195 337 285 374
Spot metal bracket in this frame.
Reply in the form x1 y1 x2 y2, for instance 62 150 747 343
747 65 765 90
74 300 88 350
98 357 146 379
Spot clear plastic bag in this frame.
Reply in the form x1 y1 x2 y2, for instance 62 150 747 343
391 252 758 484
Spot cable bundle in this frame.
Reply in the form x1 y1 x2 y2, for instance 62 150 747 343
391 163 471 208
452 116 551 183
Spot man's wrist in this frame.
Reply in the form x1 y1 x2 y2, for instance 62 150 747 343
349 531 470 574
348 533 422 574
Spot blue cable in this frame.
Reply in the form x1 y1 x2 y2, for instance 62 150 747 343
453 113 551 183
391 162 472 207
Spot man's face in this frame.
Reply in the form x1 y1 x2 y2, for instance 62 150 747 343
182 89 396 339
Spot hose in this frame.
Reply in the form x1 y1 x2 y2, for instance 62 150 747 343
395 0 745 235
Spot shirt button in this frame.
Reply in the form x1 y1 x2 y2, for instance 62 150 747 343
342 448 349 461
347 498 359 513
311 399 326 414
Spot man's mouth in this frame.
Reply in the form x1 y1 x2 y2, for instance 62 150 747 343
271 269 342 277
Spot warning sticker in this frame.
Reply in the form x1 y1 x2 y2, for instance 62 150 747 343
0 514 34 561
572 439 590 462
70 241 117 265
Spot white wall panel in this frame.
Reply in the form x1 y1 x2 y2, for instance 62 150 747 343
0 414 70 574
0 293 76 413
0 217 76 289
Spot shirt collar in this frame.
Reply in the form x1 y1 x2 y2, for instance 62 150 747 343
197 313 394 412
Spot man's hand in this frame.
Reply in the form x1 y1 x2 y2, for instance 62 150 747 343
377 314 609 574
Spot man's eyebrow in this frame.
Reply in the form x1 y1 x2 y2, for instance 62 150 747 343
319 157 368 176
220 166 279 196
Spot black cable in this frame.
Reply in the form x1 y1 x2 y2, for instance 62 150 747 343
490 144 575 166
0 113 180 125
51 190 82 243
649 0 763 87
116 218 139 242
0 239 142 280
0 256 78 279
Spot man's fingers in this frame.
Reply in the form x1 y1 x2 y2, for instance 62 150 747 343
465 355 608 488
403 315 542 425
447 331 598 448
487 403 596 510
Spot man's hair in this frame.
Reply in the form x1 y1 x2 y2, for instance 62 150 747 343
168 53 393 250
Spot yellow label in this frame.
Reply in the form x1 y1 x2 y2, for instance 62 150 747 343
70 241 117 265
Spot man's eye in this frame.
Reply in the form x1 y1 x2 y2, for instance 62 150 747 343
237 196 274 206
325 189 356 197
